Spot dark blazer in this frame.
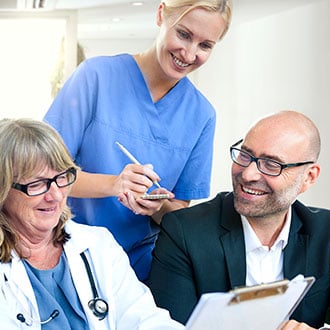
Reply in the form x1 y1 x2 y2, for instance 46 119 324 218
149 192 330 328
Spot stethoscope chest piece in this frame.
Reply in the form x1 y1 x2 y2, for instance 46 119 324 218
88 297 108 320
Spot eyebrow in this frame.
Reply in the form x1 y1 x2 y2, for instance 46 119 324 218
176 24 217 45
241 145 285 163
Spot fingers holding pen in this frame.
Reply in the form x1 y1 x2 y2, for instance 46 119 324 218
114 141 168 215
143 163 163 188
117 163 160 193
115 141 162 189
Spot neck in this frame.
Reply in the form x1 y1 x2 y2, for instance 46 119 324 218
18 234 63 270
246 212 288 248
134 50 179 102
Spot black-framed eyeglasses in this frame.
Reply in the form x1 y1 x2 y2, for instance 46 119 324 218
12 167 77 196
230 139 314 177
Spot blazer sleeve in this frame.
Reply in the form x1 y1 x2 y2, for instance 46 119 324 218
149 211 199 325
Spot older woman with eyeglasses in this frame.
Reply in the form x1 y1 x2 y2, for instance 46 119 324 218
0 118 183 329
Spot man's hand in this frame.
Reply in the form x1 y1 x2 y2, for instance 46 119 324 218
280 320 316 330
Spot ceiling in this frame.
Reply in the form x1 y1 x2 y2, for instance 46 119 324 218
0 0 318 40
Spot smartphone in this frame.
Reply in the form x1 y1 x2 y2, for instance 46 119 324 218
140 193 170 200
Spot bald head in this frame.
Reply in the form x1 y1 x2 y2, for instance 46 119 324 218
232 110 321 220
245 110 321 161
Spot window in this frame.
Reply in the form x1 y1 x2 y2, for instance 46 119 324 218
0 15 75 119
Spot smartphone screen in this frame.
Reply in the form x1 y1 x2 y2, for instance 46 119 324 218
140 193 170 200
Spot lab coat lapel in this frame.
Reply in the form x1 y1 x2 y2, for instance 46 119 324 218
11 254 37 302
10 253 40 322
63 222 114 330
63 240 95 318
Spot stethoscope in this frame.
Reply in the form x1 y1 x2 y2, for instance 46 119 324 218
80 251 109 321
3 252 109 326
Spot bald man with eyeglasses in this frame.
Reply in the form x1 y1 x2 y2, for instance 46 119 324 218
149 110 330 330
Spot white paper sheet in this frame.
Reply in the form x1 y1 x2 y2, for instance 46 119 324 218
186 275 315 330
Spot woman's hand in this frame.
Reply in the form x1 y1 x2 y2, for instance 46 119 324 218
118 187 175 217
69 164 161 198
115 163 161 195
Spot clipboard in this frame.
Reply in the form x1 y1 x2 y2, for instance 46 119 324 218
185 275 315 330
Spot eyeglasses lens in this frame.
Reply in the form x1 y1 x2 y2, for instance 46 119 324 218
231 148 281 176
26 168 76 196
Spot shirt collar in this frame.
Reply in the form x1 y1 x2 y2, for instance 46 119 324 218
241 207 292 253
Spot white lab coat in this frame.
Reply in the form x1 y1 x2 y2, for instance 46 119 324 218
0 220 185 330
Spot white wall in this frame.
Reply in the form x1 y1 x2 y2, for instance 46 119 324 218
194 0 330 208
79 38 153 58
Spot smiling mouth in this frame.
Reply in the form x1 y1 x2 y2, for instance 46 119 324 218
38 206 56 212
171 54 190 68
242 185 267 196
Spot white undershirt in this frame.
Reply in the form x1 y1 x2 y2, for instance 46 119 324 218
241 207 291 286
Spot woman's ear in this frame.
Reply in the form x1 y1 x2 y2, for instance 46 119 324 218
156 2 165 27
299 163 321 194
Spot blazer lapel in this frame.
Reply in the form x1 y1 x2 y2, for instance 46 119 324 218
219 193 247 288
216 195 309 288
283 207 308 279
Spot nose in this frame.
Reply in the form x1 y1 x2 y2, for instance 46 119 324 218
241 160 262 181
182 44 198 64
43 181 63 201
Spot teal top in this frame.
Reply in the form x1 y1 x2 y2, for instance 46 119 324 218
23 252 88 329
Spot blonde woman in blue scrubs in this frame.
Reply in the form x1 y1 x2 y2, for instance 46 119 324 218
44 0 232 282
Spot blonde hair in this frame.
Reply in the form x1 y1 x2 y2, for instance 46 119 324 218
162 0 232 40
0 118 78 262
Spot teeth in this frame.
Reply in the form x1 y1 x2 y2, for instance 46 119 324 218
39 207 55 212
172 55 189 68
242 186 265 195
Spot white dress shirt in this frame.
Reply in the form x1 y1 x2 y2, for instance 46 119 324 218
241 207 291 286
241 208 330 330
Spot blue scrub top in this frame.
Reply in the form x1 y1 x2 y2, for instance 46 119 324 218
44 54 216 281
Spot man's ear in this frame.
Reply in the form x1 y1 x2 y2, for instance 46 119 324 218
157 2 165 27
299 163 321 194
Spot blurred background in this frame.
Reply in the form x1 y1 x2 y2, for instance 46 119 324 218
0 0 329 208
